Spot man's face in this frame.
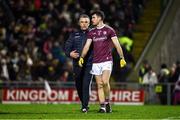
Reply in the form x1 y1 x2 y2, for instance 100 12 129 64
91 14 101 26
79 17 90 30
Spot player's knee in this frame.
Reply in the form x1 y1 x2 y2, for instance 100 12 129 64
97 82 103 89
102 80 109 87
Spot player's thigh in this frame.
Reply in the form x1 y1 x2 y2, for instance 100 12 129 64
101 61 112 84
102 70 111 84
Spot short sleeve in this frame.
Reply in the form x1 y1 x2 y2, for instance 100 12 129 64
109 27 117 38
87 31 93 39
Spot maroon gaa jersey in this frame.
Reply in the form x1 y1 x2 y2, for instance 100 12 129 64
87 25 117 63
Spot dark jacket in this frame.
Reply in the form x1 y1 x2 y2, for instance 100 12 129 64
65 30 93 68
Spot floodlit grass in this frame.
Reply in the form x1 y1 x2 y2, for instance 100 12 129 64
0 104 180 119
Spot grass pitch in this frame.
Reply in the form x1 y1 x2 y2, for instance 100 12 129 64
0 104 180 119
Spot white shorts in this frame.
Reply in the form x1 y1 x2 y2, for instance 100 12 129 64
90 61 113 75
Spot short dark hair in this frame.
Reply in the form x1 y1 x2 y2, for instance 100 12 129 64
91 10 105 21
78 14 90 21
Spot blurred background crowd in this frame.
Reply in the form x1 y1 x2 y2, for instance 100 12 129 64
0 0 179 85
0 0 144 82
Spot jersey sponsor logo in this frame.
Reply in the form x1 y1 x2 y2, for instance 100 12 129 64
93 36 107 42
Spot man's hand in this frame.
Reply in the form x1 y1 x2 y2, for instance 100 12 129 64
120 58 126 68
78 57 84 67
70 50 79 59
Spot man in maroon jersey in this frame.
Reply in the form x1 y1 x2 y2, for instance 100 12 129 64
78 10 126 113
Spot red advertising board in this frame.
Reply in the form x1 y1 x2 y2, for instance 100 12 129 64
2 88 144 105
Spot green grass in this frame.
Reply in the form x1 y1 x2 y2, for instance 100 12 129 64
0 104 180 119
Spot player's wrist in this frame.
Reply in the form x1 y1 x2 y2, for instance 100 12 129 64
80 56 84 59
120 56 124 60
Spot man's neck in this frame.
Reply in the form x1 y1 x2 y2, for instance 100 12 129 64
80 29 88 32
97 21 105 29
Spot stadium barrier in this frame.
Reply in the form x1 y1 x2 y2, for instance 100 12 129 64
0 81 176 105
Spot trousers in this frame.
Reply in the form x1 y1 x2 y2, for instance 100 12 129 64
74 65 93 109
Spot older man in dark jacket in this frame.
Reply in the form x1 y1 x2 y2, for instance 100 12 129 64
65 14 93 113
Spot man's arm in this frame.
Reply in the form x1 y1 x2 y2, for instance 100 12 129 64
78 39 92 67
65 33 80 59
80 39 92 58
111 36 126 68
111 36 124 58
64 33 74 57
